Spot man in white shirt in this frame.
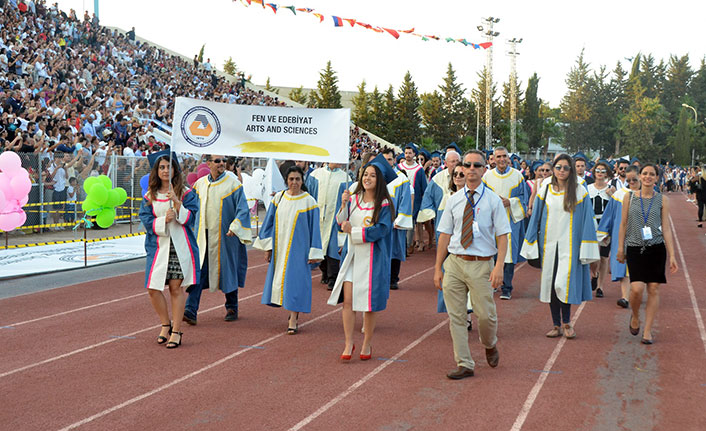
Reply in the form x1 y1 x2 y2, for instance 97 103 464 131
434 149 510 380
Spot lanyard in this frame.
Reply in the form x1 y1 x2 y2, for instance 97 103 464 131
464 184 485 213
639 190 653 226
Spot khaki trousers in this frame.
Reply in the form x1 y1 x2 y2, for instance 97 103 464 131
442 254 498 369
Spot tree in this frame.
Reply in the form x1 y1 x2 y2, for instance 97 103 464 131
223 57 237 76
662 54 693 122
368 86 385 137
619 81 669 160
499 77 524 150
264 77 279 94
288 86 308 105
396 71 422 145
609 61 630 156
197 44 205 63
439 63 467 146
472 67 500 148
351 80 371 130
672 107 692 165
419 91 445 147
560 50 594 153
523 73 543 151
381 85 398 143
311 61 342 109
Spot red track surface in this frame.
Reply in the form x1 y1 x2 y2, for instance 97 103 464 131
1 195 705 431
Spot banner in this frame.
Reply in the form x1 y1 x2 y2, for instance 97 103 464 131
171 97 350 163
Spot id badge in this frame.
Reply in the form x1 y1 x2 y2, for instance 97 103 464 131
642 226 653 241
472 221 480 236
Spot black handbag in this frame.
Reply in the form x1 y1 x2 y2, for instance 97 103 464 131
527 185 549 269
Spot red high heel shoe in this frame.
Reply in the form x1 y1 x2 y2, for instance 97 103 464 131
360 346 372 361
340 345 355 361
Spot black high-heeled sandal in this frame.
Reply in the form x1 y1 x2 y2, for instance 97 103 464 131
166 331 182 349
287 312 299 335
157 323 172 345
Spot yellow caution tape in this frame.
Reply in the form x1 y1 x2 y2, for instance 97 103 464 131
0 232 146 250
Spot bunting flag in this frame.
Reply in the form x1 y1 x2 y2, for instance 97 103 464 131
236 1 492 49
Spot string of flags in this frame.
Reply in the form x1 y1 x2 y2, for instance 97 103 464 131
234 0 493 49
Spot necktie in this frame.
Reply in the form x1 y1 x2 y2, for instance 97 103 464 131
461 192 474 249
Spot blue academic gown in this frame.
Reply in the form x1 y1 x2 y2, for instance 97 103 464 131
140 188 201 290
596 187 629 281
193 172 252 294
257 191 323 313
388 172 413 261
306 167 350 259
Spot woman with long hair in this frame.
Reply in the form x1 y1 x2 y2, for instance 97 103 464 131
617 164 678 344
588 161 615 298
139 151 200 348
255 166 323 334
526 162 552 218
328 156 395 361
521 154 599 339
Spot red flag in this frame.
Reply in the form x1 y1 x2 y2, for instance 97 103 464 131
313 13 324 23
382 28 400 39
356 21 373 29
479 42 493 49
400 28 415 34
343 18 356 27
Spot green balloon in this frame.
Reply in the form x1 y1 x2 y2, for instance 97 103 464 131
106 189 121 207
82 198 99 213
89 184 109 205
113 187 128 206
96 208 116 228
83 177 98 195
97 175 112 190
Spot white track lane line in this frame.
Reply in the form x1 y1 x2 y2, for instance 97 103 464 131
0 262 270 327
289 318 448 431
55 265 435 430
510 301 587 431
668 214 706 355
57 306 343 431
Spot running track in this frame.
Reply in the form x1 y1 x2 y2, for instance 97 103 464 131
1 195 704 431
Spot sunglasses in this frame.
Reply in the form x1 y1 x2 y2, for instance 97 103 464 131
211 158 225 164
554 165 571 172
463 162 485 169
452 172 465 178
618 167 626 170
595 169 606 174
626 178 639 183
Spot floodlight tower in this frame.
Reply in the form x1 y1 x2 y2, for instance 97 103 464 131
477 17 500 151
507 37 522 154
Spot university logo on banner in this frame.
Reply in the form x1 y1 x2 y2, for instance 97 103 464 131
179 106 222 148
171 97 350 163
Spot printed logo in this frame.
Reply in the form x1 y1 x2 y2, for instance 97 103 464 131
180 106 221 147
363 216 373 227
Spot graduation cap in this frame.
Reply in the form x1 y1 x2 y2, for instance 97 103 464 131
404 142 419 155
148 149 172 168
531 160 544 171
445 142 462 154
630 157 640 165
572 151 588 163
395 153 404 164
365 153 398 184
485 149 494 159
588 161 596 170
430 150 441 159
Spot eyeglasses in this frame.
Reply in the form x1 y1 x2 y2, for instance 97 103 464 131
211 158 225 164
452 172 465 178
463 162 485 169
554 165 571 172
595 169 606 174
626 178 639 183
618 167 626 171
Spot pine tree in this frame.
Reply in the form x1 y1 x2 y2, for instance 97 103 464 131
396 71 422 145
619 81 669 160
472 67 500 148
690 59 706 116
662 54 693 122
419 91 445 147
382 85 398 144
672 107 692 165
264 77 279 94
609 61 629 156
223 57 237 76
499 78 524 149
307 90 318 108
439 63 467 146
523 73 543 150
560 50 594 153
351 80 371 130
312 61 342 109
288 86 308 105
368 86 385 137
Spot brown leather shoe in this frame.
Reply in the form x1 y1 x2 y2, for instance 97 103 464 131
446 366 474 380
485 346 499 368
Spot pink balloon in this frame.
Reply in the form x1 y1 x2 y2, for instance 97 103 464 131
0 212 20 232
17 210 26 226
10 174 31 199
0 190 5 210
0 151 22 175
0 172 12 200
18 195 29 206
186 172 198 186
197 167 210 178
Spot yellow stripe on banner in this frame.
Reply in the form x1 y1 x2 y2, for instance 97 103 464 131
0 232 146 249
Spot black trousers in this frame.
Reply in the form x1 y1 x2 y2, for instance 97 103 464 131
549 250 571 326
391 259 401 284
698 198 705 222
319 256 340 286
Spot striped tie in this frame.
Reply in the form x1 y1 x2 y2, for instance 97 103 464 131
460 193 474 249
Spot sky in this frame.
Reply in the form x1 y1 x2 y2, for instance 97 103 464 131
56 0 706 107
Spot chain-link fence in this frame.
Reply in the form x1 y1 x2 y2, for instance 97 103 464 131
6 152 267 240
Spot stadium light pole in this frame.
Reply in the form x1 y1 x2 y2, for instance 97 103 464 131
94 0 99 20
475 94 480 150
682 103 697 167
506 37 522 154
478 17 500 151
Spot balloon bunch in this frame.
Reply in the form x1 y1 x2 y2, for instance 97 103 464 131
187 162 210 186
81 175 127 228
0 152 31 232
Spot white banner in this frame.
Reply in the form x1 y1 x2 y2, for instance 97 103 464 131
171 97 350 163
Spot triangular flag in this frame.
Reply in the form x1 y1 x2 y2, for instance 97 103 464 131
356 21 372 29
284 5 296 14
445 37 455 43
371 26 384 33
400 28 415 34
479 42 493 49
343 18 356 27
266 3 277 13
332 16 343 27
313 13 324 23
296 7 313 12
382 28 400 39
241 0 252 5
422 36 429 41
252 0 265 7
